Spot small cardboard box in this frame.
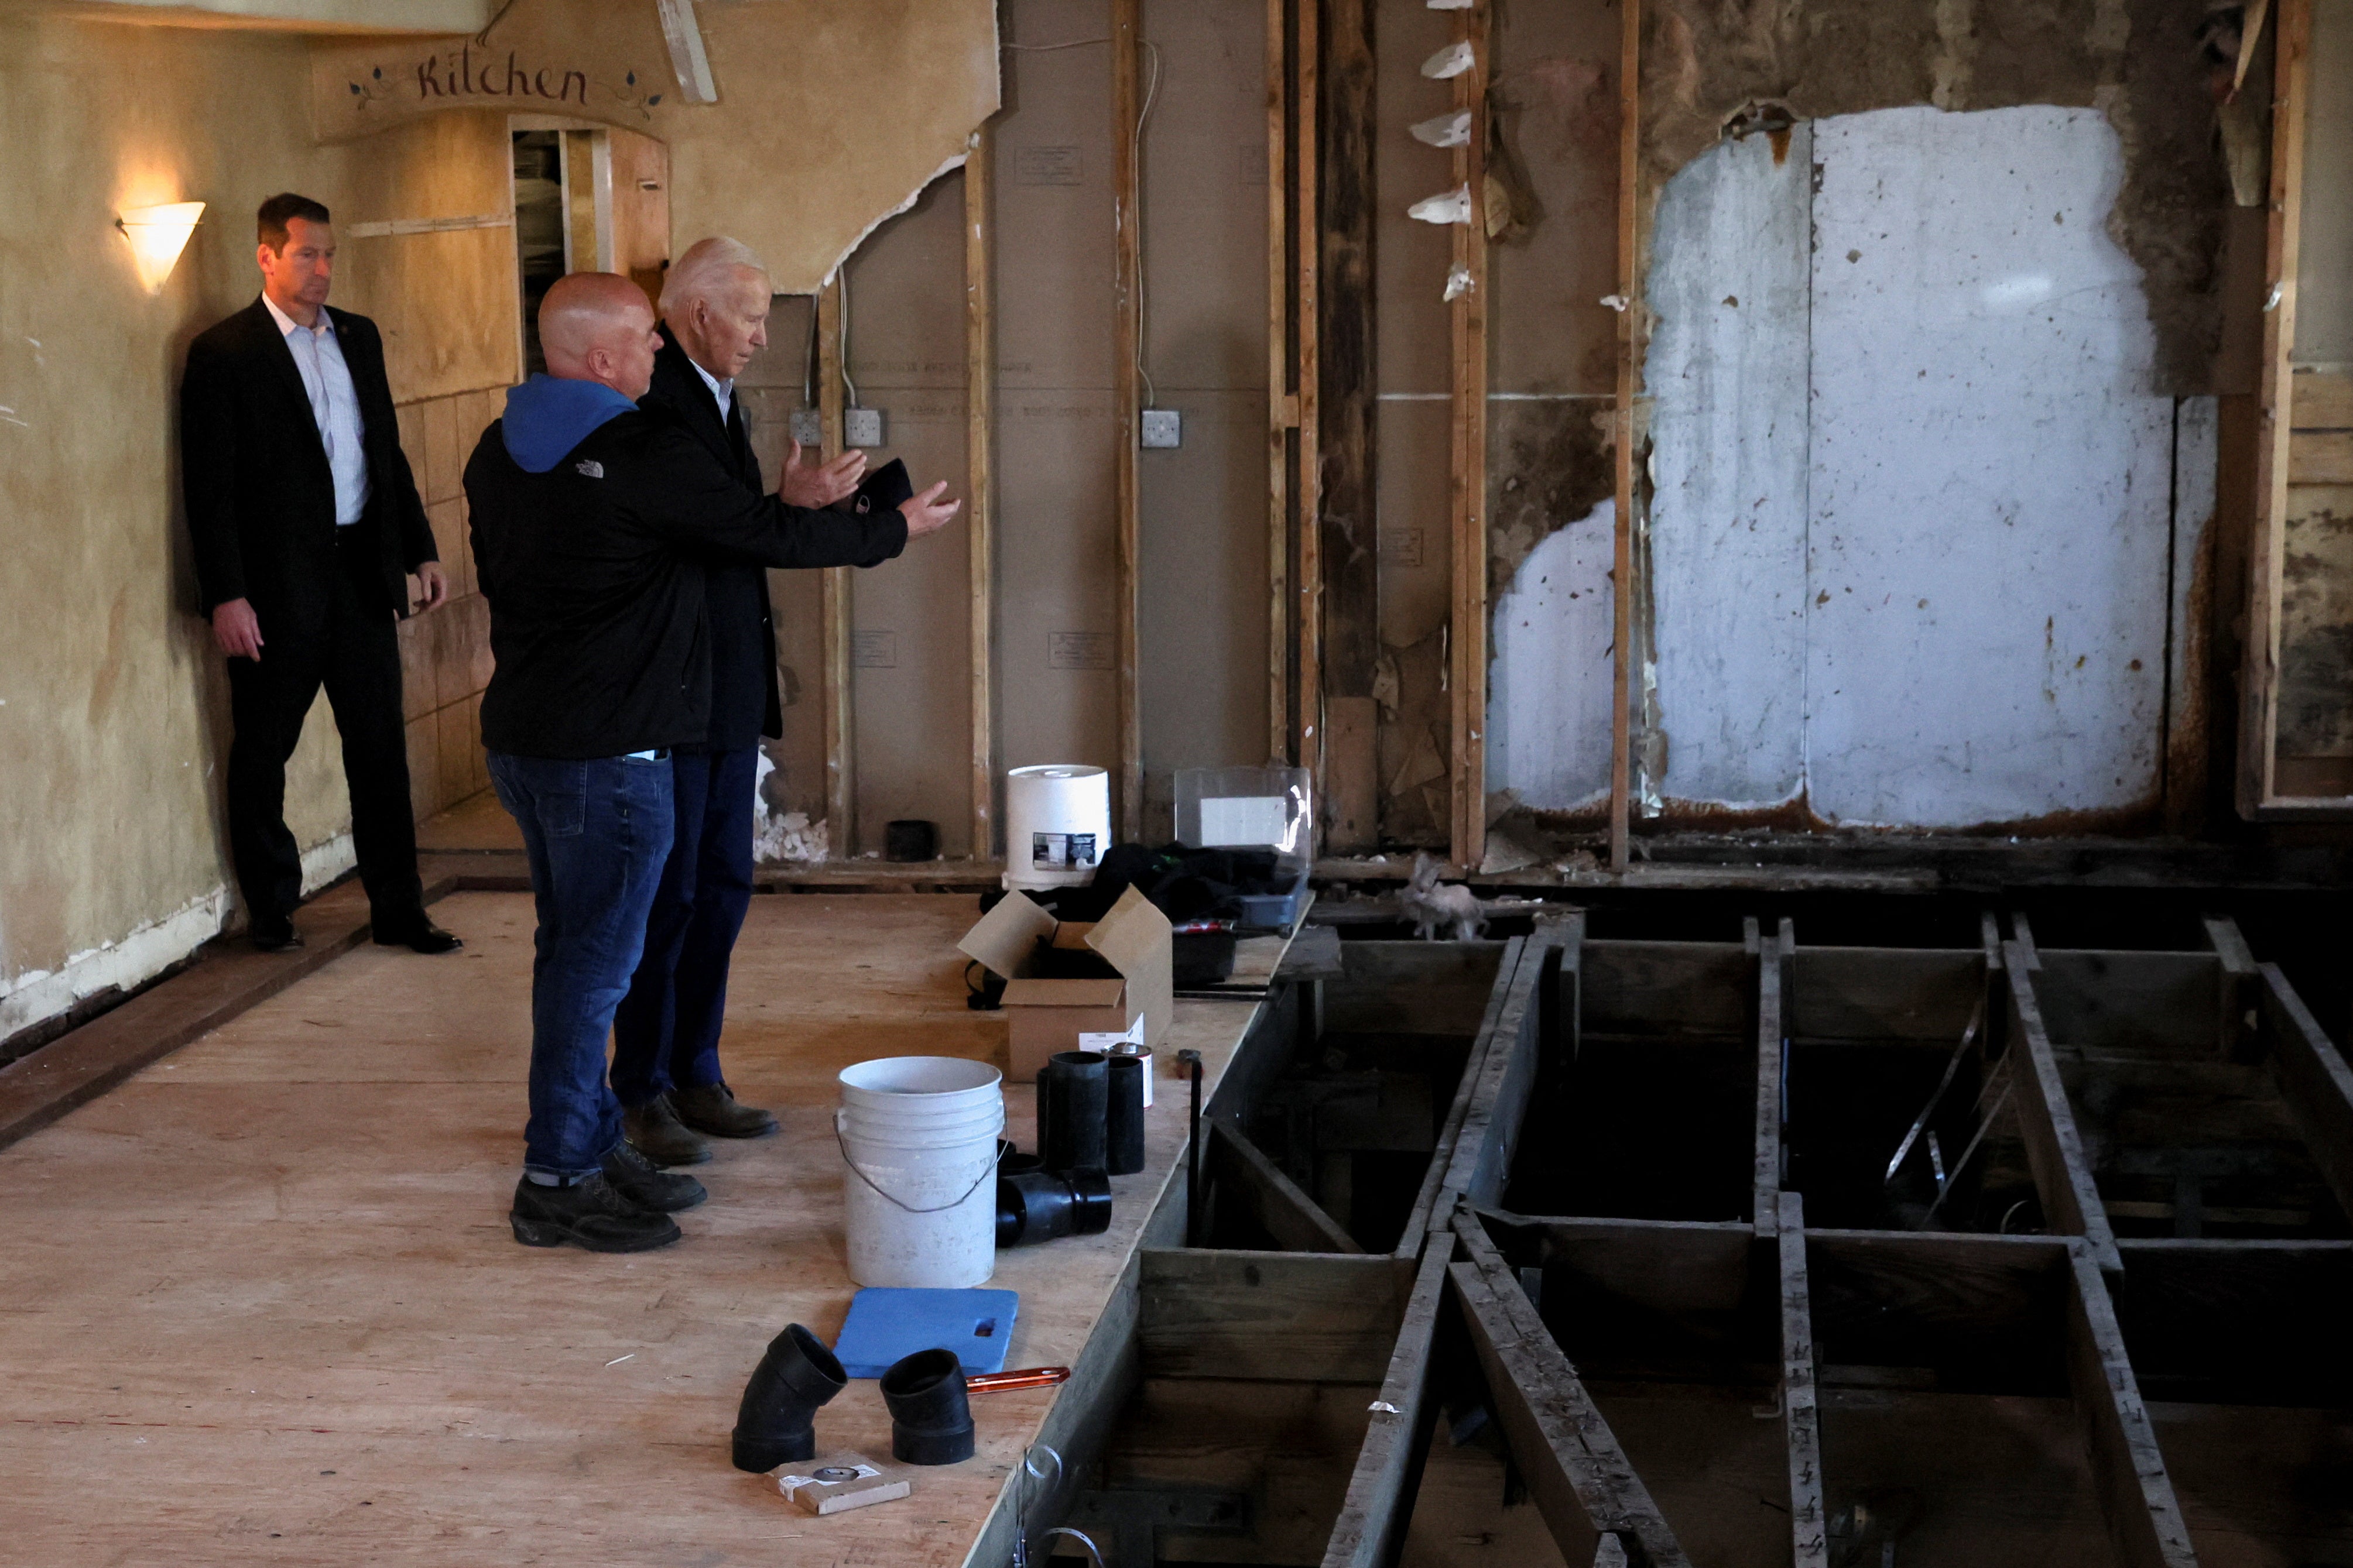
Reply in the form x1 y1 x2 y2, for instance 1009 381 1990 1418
958 884 1173 1082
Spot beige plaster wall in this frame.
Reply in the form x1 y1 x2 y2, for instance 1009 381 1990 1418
0 6 513 1042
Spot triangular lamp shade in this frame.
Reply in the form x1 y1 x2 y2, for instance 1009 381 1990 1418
118 202 205 294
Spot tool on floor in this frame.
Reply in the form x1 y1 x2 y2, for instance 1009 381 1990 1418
832 1286 1020 1378
965 1366 1071 1394
731 1323 848 1473
881 1347 977 1465
1179 1048 1204 1246
778 1454 911 1515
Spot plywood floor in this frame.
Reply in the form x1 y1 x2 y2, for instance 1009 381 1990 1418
2 891 1258 1566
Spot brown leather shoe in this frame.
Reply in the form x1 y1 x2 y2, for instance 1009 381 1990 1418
674 1082 780 1139
624 1093 712 1168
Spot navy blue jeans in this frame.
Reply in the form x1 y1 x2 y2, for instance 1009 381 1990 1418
611 744 759 1108
488 750 676 1178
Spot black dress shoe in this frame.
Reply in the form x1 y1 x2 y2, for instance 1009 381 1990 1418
374 918 463 954
251 924 304 953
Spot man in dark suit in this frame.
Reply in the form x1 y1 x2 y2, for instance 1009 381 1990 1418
609 238 867 1166
181 193 460 955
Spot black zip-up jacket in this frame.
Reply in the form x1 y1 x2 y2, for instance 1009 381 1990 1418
464 403 905 760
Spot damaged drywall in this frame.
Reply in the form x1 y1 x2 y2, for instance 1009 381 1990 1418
309 0 1001 294
1642 0 2235 397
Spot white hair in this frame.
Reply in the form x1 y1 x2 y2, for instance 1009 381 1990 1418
658 236 772 317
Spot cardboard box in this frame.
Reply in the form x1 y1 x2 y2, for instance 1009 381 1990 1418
958 884 1173 1082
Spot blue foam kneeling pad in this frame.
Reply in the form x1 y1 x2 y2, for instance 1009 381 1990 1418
831 1287 1019 1379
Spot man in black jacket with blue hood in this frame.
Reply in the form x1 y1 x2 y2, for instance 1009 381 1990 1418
465 272 958 1251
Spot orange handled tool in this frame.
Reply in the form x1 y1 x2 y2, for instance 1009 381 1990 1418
964 1367 1071 1394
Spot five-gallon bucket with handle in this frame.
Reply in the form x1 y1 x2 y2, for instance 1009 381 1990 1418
837 1056 1006 1288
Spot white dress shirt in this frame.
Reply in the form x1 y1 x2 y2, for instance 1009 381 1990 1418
689 355 734 423
262 293 372 527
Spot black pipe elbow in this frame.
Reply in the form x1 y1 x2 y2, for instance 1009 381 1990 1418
995 1167 1114 1246
880 1347 976 1465
731 1322 848 1472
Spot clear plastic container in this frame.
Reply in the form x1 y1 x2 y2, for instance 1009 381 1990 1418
1174 766 1314 871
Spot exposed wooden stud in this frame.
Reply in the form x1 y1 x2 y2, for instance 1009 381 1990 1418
1296 0 1324 800
1268 0 1292 764
1209 1118 1364 1253
1449 1214 1693 1568
1319 1235 1456 1568
1447 0 1492 872
965 125 996 862
1139 1248 1410 1382
818 275 852 857
2062 1242 2202 1568
1608 0 1641 872
1776 1193 1830 1568
2256 963 2353 1222
2239 0 2311 812
1112 0 1143 842
2003 943 2125 1276
1320 0 1379 855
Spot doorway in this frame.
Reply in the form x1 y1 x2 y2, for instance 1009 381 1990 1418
509 121 672 374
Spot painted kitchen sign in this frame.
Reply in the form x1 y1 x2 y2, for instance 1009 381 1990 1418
310 4 682 142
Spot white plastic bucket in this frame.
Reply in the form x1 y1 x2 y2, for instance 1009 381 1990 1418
836 1055 1006 1288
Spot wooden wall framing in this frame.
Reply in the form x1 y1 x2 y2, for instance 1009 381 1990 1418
966 126 998 859
818 275 854 852
1445 0 1491 872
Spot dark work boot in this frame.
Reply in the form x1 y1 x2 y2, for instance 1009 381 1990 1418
510 1174 681 1253
674 1082 780 1140
624 1094 713 1168
602 1140 708 1212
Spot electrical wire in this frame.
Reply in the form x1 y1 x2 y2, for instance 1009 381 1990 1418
1002 35 1164 410
838 262 857 410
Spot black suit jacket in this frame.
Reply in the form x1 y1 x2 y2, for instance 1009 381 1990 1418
180 297 437 636
639 329 780 748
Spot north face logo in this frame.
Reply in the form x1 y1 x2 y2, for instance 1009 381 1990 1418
575 459 605 479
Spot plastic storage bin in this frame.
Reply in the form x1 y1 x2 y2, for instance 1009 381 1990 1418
1174 766 1313 933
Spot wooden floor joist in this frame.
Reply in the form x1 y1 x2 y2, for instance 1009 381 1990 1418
1318 1236 1456 1568
1438 917 1579 1209
1449 1212 1691 1568
2001 941 2125 1275
1209 1117 1364 1254
2257 962 2353 1219
1751 916 1792 1236
1776 1192 1830 1568
2063 1241 2201 1568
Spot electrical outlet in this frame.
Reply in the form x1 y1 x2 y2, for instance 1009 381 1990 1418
844 407 885 448
789 408 824 447
1140 407 1181 448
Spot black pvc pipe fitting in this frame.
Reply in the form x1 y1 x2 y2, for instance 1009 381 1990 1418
730 1322 849 1472
995 1166 1115 1246
1105 1054 1146 1175
1037 1050 1109 1174
880 1347 977 1466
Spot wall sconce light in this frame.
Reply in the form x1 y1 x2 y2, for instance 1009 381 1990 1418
117 201 205 294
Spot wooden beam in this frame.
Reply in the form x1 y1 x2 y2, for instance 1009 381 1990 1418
1449 1215 1692 1568
1397 936 1527 1255
2061 1242 2201 1568
818 274 852 857
1140 1248 1409 1382
2239 0 2311 812
1320 0 1379 856
1267 0 1292 763
1753 919 1791 1237
1210 1118 1364 1253
2256 962 2353 1223
1112 0 1143 843
1776 1194 1829 1568
1608 0 1640 872
1296 0 1324 804
965 124 996 862
2201 914 2260 1059
1319 1236 1455 1568
1447 0 1492 872
1441 917 1580 1208
2003 944 2123 1276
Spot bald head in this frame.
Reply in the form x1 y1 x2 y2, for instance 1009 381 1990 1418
539 272 661 398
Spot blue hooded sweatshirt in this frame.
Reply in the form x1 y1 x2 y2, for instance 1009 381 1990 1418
499 373 641 474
